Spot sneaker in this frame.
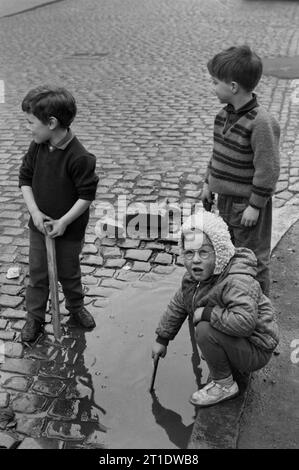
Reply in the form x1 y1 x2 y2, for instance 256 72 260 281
21 318 44 343
189 380 239 407
72 307 96 329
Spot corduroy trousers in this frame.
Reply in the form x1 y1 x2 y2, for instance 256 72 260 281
195 322 271 380
217 194 272 296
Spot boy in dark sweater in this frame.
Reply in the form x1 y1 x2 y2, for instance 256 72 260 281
19 86 99 342
201 45 280 295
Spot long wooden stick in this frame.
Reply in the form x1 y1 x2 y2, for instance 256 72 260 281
149 356 160 393
45 229 62 340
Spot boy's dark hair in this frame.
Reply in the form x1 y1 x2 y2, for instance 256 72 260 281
207 45 263 92
22 85 77 128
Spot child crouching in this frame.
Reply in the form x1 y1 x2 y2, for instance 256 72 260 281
152 210 279 407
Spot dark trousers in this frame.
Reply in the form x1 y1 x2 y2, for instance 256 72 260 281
195 322 271 380
217 194 272 295
26 229 84 322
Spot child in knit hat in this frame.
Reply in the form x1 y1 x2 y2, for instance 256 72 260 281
152 210 279 407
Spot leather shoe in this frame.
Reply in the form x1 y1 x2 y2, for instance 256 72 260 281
72 307 96 329
21 317 44 343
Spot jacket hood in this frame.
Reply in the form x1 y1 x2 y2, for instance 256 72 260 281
221 247 257 279
179 211 235 275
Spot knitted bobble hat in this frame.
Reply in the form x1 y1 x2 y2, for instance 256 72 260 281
179 210 235 275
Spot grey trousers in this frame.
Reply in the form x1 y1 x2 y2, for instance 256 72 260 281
217 194 272 296
195 322 271 381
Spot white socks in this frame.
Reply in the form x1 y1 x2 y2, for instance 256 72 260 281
214 374 234 388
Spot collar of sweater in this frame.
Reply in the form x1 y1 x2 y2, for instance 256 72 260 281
224 93 258 116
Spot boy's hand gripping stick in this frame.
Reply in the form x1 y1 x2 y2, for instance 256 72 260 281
203 193 215 212
44 225 62 340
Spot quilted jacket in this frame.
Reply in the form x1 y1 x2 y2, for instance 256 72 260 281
156 247 279 352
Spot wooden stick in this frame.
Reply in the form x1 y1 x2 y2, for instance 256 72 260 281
149 356 160 393
44 228 62 340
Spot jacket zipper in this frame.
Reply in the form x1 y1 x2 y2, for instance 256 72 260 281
192 282 201 313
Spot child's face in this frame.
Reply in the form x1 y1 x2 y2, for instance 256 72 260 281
183 230 216 282
211 76 234 104
25 113 52 144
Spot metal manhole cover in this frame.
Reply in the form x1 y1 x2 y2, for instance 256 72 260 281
263 56 299 79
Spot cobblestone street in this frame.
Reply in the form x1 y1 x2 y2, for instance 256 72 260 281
0 0 299 449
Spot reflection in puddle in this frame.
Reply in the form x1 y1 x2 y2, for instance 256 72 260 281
84 267 209 449
151 392 193 449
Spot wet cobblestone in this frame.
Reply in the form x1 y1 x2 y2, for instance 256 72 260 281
0 331 15 341
0 295 23 308
0 431 20 449
0 309 26 320
0 359 41 376
17 437 63 449
84 430 106 448
82 255 104 267
48 399 80 421
2 376 32 392
11 393 48 413
131 261 152 272
124 249 153 262
154 253 173 265
3 342 24 359
0 392 10 408
45 421 85 441
104 258 126 269
16 416 46 438
39 362 76 380
31 378 66 397
0 319 8 329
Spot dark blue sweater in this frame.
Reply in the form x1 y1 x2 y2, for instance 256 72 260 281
19 136 99 240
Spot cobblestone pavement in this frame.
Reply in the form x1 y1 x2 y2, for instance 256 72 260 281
0 0 299 449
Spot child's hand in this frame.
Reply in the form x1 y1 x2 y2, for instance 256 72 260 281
241 206 260 227
44 219 68 238
152 342 167 360
193 307 205 324
31 210 52 234
201 183 213 207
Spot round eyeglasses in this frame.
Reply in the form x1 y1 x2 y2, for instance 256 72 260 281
183 249 214 260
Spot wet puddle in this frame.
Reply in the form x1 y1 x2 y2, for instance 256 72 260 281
83 267 209 449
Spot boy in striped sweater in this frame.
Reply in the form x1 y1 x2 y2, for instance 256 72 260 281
201 45 280 295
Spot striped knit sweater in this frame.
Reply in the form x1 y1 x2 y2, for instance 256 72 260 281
206 105 280 208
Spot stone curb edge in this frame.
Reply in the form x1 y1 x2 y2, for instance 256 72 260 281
271 205 299 254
